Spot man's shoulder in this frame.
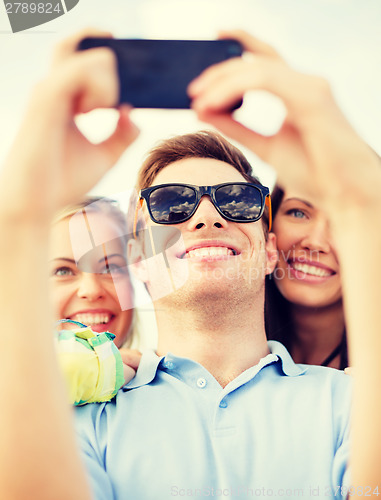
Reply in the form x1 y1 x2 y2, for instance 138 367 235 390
299 363 352 393
268 340 352 401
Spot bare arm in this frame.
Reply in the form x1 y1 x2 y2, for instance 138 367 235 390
189 29 381 493
0 30 138 500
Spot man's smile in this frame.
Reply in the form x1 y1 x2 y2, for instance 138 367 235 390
178 241 240 260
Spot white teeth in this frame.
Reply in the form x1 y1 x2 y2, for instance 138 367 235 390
292 262 331 277
185 247 234 258
72 313 112 325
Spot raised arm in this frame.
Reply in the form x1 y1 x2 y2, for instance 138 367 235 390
0 30 138 500
189 29 381 493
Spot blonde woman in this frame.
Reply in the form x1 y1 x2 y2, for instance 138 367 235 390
51 197 134 347
51 197 141 403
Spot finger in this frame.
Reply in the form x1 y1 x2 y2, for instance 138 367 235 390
189 57 253 100
119 348 142 370
188 31 282 99
190 30 283 99
52 27 113 66
218 29 282 59
54 47 119 112
122 365 136 384
191 55 332 123
191 57 276 115
95 106 140 166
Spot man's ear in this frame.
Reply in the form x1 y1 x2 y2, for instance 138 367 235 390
265 232 278 276
127 238 149 283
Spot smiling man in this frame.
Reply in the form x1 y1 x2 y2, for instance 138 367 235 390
129 131 275 381
74 130 352 499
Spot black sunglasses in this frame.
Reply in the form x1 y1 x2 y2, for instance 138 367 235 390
134 182 272 235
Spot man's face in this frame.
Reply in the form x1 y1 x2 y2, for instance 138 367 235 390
131 157 277 306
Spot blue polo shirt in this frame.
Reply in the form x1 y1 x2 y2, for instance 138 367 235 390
75 341 351 500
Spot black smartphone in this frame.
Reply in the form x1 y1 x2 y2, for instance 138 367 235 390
77 38 243 109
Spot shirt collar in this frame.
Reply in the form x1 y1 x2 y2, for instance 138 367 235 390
267 340 307 376
122 341 306 391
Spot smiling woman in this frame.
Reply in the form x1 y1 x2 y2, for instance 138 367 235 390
50 197 135 348
265 186 347 369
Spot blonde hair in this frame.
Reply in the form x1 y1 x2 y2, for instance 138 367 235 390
54 197 129 244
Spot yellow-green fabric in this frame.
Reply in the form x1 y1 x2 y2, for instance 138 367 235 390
55 323 124 406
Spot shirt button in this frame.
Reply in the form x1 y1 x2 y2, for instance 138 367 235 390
196 378 207 388
219 400 228 409
163 360 175 370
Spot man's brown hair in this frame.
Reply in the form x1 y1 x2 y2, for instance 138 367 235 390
137 130 259 188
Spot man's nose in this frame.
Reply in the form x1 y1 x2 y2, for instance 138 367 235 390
186 196 229 230
76 272 105 300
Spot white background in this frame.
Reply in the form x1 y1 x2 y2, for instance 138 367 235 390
1 0 380 190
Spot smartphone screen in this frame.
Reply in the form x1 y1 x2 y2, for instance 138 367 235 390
77 38 243 109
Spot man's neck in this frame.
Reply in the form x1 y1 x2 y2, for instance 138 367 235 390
155 298 269 388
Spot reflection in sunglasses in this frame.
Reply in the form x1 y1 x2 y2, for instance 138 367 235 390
143 183 268 225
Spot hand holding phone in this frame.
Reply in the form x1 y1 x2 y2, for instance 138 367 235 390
77 38 243 109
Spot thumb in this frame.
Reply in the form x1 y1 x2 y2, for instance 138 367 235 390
344 367 354 376
119 348 142 370
123 364 137 385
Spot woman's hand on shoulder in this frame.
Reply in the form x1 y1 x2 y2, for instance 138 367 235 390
120 348 142 384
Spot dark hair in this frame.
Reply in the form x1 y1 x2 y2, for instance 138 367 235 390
264 185 348 369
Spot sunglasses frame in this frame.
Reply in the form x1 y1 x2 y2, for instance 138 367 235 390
134 182 272 236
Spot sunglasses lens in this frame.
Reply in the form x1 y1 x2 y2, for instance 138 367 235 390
149 185 197 223
215 184 263 221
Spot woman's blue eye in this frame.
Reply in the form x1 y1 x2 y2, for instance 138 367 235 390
287 209 306 219
54 267 74 277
